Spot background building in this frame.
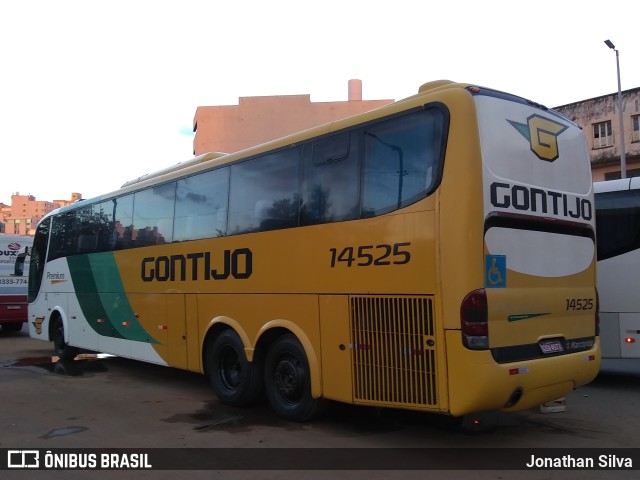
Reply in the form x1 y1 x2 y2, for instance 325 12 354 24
553 87 640 181
193 79 393 155
0 192 81 235
194 79 639 182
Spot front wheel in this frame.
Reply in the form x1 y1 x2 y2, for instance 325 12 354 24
264 334 326 422
52 318 79 360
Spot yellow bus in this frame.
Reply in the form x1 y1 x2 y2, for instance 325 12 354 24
28 80 600 421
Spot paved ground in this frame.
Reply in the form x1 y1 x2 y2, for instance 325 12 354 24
1 325 638 479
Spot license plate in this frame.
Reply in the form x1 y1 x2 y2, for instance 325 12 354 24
539 339 564 354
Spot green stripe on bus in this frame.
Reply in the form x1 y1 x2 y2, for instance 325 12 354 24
507 313 550 322
67 254 124 339
68 253 158 344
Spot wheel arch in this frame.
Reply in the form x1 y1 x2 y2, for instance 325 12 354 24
256 320 322 399
47 308 68 342
201 316 253 375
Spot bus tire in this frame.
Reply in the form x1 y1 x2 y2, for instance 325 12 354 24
206 329 263 406
52 317 79 360
264 334 326 422
2 322 23 332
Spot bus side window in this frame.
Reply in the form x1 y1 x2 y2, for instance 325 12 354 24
132 183 176 247
113 194 134 250
93 200 115 253
76 205 98 254
229 148 300 234
362 109 444 217
77 233 98 253
13 248 28 276
301 132 360 225
174 167 230 241
49 211 77 261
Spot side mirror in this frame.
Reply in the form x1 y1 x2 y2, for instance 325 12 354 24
13 247 29 277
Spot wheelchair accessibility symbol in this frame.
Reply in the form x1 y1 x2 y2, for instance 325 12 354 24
485 255 506 288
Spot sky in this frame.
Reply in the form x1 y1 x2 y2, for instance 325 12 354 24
1 0 639 204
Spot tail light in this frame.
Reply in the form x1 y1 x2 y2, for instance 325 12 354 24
461 288 489 350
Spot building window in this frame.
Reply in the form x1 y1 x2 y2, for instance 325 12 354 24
633 115 640 143
593 121 613 149
604 168 640 181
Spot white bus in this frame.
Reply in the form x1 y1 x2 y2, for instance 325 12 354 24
0 234 32 332
594 178 640 358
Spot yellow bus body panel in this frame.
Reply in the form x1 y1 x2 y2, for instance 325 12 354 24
446 330 600 416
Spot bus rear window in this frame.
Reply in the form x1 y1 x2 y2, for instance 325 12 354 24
362 108 445 217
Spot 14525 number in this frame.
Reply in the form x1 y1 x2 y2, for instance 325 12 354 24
565 298 594 311
329 243 411 268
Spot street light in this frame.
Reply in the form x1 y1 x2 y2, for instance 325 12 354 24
604 39 626 179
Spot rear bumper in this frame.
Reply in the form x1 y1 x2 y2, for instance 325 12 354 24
0 301 27 323
445 330 600 416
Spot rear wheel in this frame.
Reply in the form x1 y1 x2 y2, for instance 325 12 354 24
205 329 263 406
52 317 79 360
264 334 326 422
2 322 23 332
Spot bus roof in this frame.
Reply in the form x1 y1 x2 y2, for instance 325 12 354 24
120 152 228 188
594 177 640 193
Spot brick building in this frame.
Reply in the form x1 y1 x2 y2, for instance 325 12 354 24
0 192 81 235
193 79 393 155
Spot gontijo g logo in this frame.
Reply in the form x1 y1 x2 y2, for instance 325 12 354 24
508 114 568 162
